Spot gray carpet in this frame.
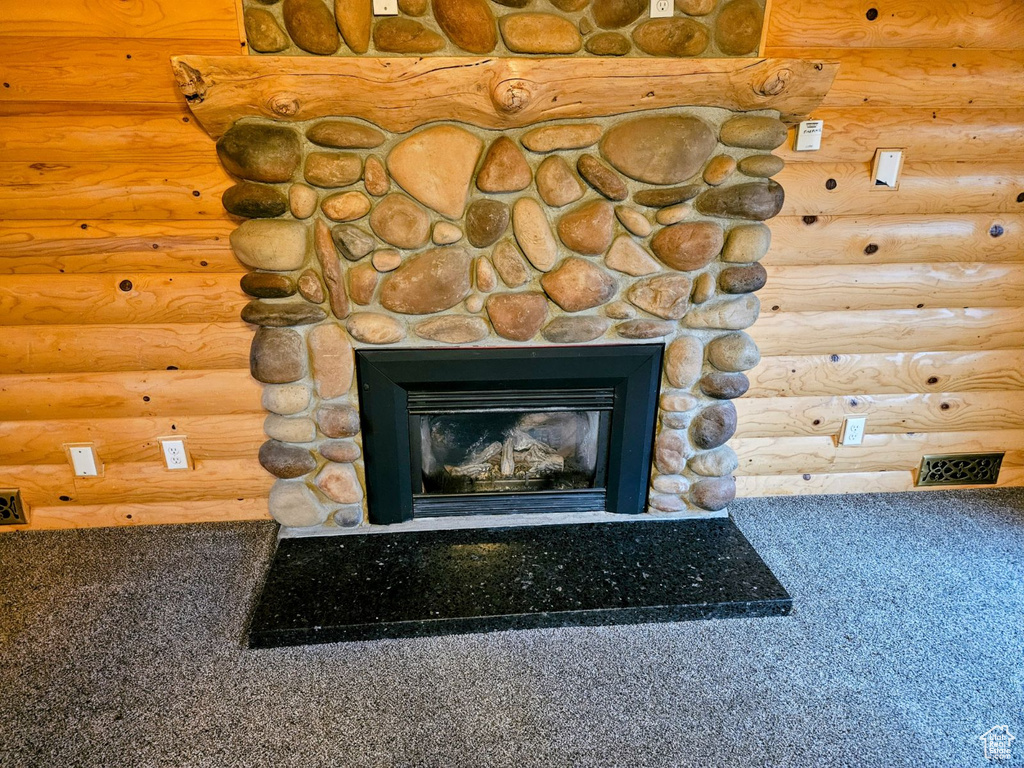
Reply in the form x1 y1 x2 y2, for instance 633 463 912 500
1 489 1022 768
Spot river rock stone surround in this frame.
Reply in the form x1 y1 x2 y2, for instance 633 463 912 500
222 107 787 530
242 0 765 58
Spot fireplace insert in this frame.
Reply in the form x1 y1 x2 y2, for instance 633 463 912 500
356 345 663 524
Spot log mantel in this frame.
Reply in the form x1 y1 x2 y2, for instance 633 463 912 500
171 55 838 138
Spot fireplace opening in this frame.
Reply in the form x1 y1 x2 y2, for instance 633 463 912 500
356 345 662 524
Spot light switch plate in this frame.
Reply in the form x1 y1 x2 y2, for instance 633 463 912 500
650 0 673 18
373 0 398 15
795 120 823 152
871 148 905 190
65 443 102 477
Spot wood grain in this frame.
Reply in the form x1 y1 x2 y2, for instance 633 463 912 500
736 469 1024 498
3 498 271 532
171 55 840 138
0 0 241 40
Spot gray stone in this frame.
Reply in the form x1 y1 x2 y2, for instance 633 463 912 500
241 272 296 299
715 0 763 56
231 220 307 271
577 154 628 201
262 384 311 415
689 445 739 477
315 462 363 504
651 221 724 272
466 199 510 248
264 415 317 444
627 274 692 319
491 240 531 288
722 223 772 263
241 300 327 327
217 123 300 183
719 263 767 294
684 294 760 330
652 474 690 494
319 440 361 463
661 411 693 430
486 292 548 340
315 404 361 438
541 257 617 312
602 116 716 185
691 476 736 511
304 152 362 188
738 154 785 178
244 8 290 53
306 120 385 149
223 182 288 218
282 0 340 55
664 335 703 388
373 18 446 52
332 505 363 527
654 429 688 474
633 185 703 208
268 479 329 528
706 331 760 372
250 327 306 384
414 315 489 343
719 116 788 150
369 194 430 250
346 312 406 344
615 319 675 339
541 316 610 343
700 371 750 399
380 247 472 314
259 440 316 479
690 402 737 450
631 18 709 57
695 181 785 221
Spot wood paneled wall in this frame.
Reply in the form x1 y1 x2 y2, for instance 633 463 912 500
1 0 1021 529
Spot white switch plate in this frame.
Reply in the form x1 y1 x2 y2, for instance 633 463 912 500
839 416 867 447
372 0 398 15
650 0 673 18
795 120 823 152
159 438 193 471
872 148 904 190
66 444 101 477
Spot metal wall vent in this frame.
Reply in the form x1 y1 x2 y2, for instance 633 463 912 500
0 489 27 525
916 453 1004 487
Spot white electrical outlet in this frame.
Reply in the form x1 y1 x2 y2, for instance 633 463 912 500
650 0 673 17
840 416 867 446
67 444 101 477
373 0 398 15
160 438 193 471
795 120 823 152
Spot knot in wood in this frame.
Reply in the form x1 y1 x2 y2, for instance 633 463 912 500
268 93 301 118
492 79 531 114
757 68 792 97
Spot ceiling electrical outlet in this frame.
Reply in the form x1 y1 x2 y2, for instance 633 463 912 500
794 120 823 152
159 437 194 471
0 489 27 526
839 416 867 447
65 443 102 477
372 0 398 15
650 0 673 18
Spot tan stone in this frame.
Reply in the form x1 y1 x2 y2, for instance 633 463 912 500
627 274 692 319
652 474 690 494
282 0 340 55
655 203 691 226
707 331 760 372
465 199 510 248
316 462 364 504
263 384 311 415
371 249 402 272
632 18 709 56
691 271 715 303
541 257 617 312
654 430 688 474
604 300 636 319
308 323 354 400
614 206 652 237
675 0 715 14
465 293 485 313
512 197 558 272
550 0 589 8
585 31 631 55
432 221 464 245
346 312 407 344
633 185 702 208
521 124 603 153
306 120 383 149
683 293 760 330
264 414 317 444
557 199 615 255
651 222 724 272
499 13 582 53
486 292 548 340
369 193 430 249
399 0 428 14
322 191 371 222
719 117 788 150
380 247 473 314
434 0 498 53
298 269 325 304
491 239 531 288
722 223 771 263
476 257 497 292
348 262 379 305
476 137 532 193
737 154 786 178
715 0 763 55
289 184 318 219
269 480 328 528
314 220 350 319
245 9 290 53
319 440 361 463
536 156 585 208
231 220 308 271
604 235 661 277
660 390 699 412
664 335 703 388
577 154 628 201
601 115 715 185
592 0 645 29
242 273 296 300
388 125 483 218
363 155 389 196
703 155 737 186
541 316 610 344
415 315 490 343
304 152 362 188
335 0 371 53
316 404 360 438
373 18 446 52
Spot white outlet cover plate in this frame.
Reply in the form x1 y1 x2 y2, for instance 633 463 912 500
69 446 100 477
840 416 867 446
160 439 192 471
795 120 823 152
372 0 398 15
650 0 673 17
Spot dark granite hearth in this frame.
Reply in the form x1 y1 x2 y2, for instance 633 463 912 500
248 518 791 647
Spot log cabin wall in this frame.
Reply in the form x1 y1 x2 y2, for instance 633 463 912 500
0 0 1022 530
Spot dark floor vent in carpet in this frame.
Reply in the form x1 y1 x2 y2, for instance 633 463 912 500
248 518 791 647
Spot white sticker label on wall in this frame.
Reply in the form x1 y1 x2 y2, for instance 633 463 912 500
373 0 398 15
795 120 824 152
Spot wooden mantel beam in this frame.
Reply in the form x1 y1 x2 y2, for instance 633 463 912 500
171 55 838 138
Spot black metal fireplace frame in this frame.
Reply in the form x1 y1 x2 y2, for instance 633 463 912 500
355 344 663 525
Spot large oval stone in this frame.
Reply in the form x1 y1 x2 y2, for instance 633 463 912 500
738 154 785 178
217 123 300 183
541 257 617 312
592 0 645 29
706 331 760 372
664 335 703 388
601 116 715 185
722 223 772 262
433 0 498 53
476 137 532 193
244 9 290 53
335 0 372 53
719 117 788 150
577 154 628 201
222 182 288 219
282 0 340 54
684 294 760 330
536 156 585 208
690 402 737 450
264 415 316 444
715 0 763 55
388 125 483 218
691 476 736 511
415 315 489 343
486 292 548 340
512 197 558 272
541 316 610 343
380 247 472 314
491 240 531 288
700 371 750 400
499 13 582 53
627 274 692 319
372 18 445 52
306 120 384 149
614 206 652 238
466 199 510 248
241 300 327 327
651 221 724 271
263 384 311 416
632 18 709 56
259 440 316 479
605 235 661 277
268 480 329 528
695 181 785 221
346 312 406 344
304 152 362 188
719 263 767 294
557 200 614 255
369 193 430 249
251 327 306 384
231 220 308 271
689 445 739 477
315 404 360 438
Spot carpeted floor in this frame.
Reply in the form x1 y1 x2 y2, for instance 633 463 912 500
1 489 1021 768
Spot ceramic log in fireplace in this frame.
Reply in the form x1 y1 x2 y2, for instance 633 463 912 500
357 345 662 522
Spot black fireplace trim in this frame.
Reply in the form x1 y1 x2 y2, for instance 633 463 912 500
355 344 663 525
